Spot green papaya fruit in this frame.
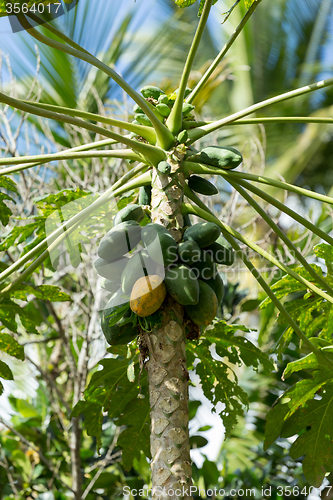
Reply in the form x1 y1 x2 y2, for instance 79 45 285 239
98 221 142 260
183 222 221 248
158 94 176 107
203 235 235 266
142 223 178 267
157 161 171 174
177 130 188 144
135 114 153 127
100 278 120 294
185 280 218 326
101 308 137 346
156 103 171 117
190 250 216 280
138 185 152 206
94 256 129 281
164 264 199 306
113 204 145 226
101 291 137 346
178 240 201 265
182 103 195 116
197 146 243 170
203 273 224 304
175 87 192 98
188 175 218 196
121 250 158 295
140 85 165 100
158 94 170 105
133 104 144 114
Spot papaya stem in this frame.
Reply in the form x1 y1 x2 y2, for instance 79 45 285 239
183 161 333 206
183 202 332 367
187 76 333 143
183 116 333 128
166 0 213 134
0 138 122 177
22 100 157 144
0 149 143 171
0 164 150 283
17 15 175 151
229 175 333 247
187 0 262 104
228 179 333 295
182 198 333 306
0 91 165 166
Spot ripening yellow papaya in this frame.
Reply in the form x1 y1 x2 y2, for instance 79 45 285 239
130 275 166 317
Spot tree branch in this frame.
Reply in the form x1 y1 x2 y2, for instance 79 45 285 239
0 417 75 493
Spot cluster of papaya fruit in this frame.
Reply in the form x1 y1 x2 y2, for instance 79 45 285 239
94 84 243 346
95 201 234 346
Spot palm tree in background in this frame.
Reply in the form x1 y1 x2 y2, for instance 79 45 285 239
1 0 332 190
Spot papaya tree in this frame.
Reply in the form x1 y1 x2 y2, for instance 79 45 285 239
1 0 333 498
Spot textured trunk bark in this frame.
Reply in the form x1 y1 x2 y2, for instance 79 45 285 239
146 299 193 499
146 160 194 499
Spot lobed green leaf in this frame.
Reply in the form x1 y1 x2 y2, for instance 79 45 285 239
202 320 273 372
283 385 333 487
117 399 151 471
0 175 18 226
0 331 24 360
71 356 149 467
0 359 14 380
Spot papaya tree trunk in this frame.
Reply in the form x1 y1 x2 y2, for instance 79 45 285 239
146 161 194 499
146 299 192 499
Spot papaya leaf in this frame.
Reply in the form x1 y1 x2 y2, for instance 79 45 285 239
174 0 197 7
9 284 72 302
0 176 18 226
0 176 18 194
187 340 248 436
314 243 333 278
0 296 44 334
117 398 151 471
260 265 326 309
0 360 13 380
0 188 89 253
283 347 333 380
263 402 290 449
70 401 104 446
259 258 333 349
0 219 43 251
189 435 208 448
264 371 333 451
199 0 218 16
0 331 24 360
282 384 333 487
202 320 273 372
0 300 22 332
244 0 256 7
104 302 130 328
71 357 149 459
34 187 89 211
